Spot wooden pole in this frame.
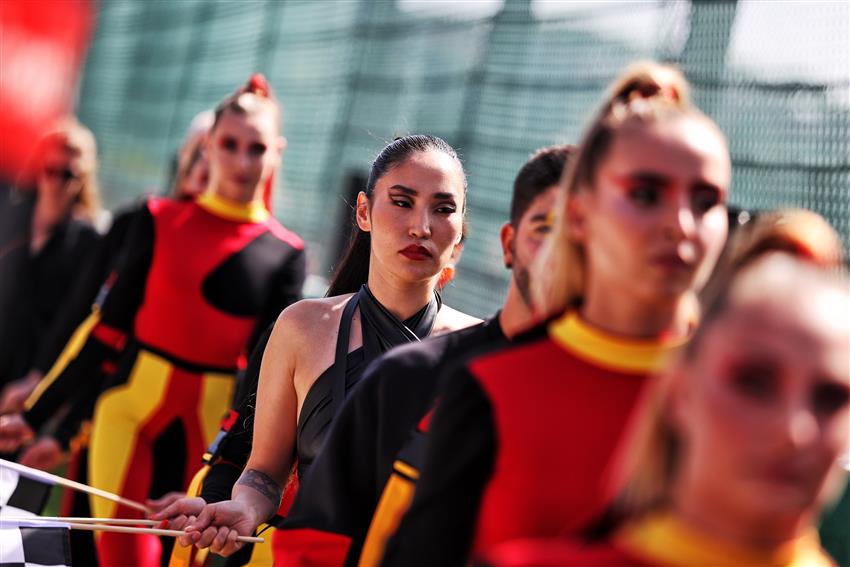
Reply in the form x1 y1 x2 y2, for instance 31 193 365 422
1 516 159 526
63 522 263 544
0 517 263 544
0 459 151 514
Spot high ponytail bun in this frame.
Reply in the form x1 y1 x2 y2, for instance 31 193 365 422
607 61 689 107
245 73 271 98
212 73 281 131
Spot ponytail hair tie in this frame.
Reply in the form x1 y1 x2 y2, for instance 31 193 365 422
246 73 270 98
660 84 680 103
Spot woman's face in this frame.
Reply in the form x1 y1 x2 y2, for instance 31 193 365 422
358 150 465 286
206 104 281 202
573 116 731 307
36 143 84 214
674 275 850 526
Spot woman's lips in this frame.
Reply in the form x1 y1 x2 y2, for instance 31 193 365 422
652 253 693 271
400 245 432 261
231 174 253 186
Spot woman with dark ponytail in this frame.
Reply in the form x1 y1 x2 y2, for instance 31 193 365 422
177 134 479 559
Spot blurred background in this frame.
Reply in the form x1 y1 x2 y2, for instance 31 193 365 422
72 0 849 317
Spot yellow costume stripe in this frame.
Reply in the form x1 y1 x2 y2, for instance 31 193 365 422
615 513 834 567
24 309 101 410
89 350 172 518
168 466 211 567
548 311 685 375
392 460 420 481
198 370 236 446
196 192 269 224
358 467 417 567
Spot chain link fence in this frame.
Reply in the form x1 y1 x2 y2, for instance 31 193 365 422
76 0 849 317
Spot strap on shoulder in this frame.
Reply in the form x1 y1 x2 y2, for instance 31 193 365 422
329 292 360 418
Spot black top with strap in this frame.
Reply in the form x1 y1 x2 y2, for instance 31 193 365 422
296 284 440 480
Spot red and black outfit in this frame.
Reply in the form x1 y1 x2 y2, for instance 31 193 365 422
23 192 305 567
381 312 684 567
478 513 837 567
275 316 507 567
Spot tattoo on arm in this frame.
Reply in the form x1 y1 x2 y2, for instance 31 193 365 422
237 468 282 507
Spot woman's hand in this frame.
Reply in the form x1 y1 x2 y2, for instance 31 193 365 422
17 436 64 471
0 413 35 452
147 493 201 530
0 371 42 414
180 499 261 556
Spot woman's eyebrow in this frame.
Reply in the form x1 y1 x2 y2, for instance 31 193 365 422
624 172 671 186
389 185 455 201
389 184 417 195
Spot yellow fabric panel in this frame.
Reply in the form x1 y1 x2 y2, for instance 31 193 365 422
616 512 833 567
88 350 171 518
24 309 101 410
245 526 275 566
358 468 416 567
196 192 269 223
168 465 211 567
392 461 420 481
197 371 235 446
548 311 686 375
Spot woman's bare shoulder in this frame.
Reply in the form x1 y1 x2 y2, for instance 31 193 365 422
274 294 355 338
433 304 483 335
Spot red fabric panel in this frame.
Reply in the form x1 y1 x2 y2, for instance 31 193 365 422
273 527 351 567
470 339 648 555
482 538 652 567
91 322 128 351
134 199 265 368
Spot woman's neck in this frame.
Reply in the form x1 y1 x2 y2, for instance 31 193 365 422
670 475 811 554
365 268 435 322
210 181 263 205
581 283 694 340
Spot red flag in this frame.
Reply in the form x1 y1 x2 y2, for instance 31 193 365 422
0 0 94 180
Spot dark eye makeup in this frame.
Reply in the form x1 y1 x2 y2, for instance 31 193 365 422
811 381 850 416
726 359 780 403
249 143 267 156
692 184 723 213
627 185 662 208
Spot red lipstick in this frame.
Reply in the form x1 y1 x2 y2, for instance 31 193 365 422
400 245 432 261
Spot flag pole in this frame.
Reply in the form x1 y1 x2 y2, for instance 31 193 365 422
0 517 263 544
1 516 160 526
0 458 151 514
63 521 263 544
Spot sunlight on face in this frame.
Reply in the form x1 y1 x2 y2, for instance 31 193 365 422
362 150 465 286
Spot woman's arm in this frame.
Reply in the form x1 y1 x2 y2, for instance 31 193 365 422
181 303 306 556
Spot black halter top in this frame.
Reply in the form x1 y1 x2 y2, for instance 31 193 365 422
295 284 441 479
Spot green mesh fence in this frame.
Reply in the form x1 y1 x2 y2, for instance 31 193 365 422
76 0 849 317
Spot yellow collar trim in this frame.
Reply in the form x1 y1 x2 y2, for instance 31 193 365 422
548 312 685 374
196 192 269 223
615 513 833 567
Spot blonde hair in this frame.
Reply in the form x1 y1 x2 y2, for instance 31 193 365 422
530 61 719 319
171 109 214 196
38 116 100 221
614 214 847 518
